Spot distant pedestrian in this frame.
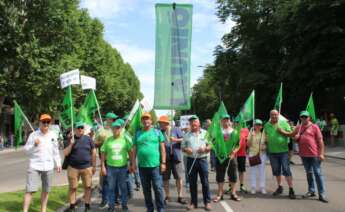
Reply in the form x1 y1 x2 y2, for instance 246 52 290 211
329 113 339 146
23 114 61 212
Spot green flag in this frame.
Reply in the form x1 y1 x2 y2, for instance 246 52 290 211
60 86 75 129
14 101 25 147
207 101 240 163
241 90 255 122
306 93 317 122
274 83 283 111
78 90 98 125
128 105 143 136
154 3 193 110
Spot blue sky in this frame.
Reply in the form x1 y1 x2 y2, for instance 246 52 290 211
80 0 233 111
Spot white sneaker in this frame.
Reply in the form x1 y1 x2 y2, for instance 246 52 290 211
251 189 256 194
260 188 267 194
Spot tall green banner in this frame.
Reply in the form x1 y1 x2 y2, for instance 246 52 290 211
154 3 193 110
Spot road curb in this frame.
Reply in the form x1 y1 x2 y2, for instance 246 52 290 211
325 154 345 160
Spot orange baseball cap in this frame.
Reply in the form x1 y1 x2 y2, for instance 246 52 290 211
141 112 151 119
40 114 52 121
158 115 170 124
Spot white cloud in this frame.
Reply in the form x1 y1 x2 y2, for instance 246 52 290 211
80 0 134 19
111 42 155 66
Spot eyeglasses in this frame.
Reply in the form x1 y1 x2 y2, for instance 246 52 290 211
41 121 50 125
77 126 84 129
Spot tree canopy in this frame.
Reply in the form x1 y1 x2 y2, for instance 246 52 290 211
0 0 142 120
190 0 345 121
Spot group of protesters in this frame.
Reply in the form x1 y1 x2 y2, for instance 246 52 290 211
22 107 328 212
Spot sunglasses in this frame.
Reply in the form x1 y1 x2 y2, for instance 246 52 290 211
300 116 308 119
41 121 50 125
77 126 84 129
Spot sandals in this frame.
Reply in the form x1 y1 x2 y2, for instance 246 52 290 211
213 195 224 203
230 194 241 202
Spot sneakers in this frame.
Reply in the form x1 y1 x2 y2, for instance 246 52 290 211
240 184 248 193
204 203 212 211
289 188 296 199
250 189 256 194
273 186 283 196
99 201 108 209
177 197 187 205
107 207 115 212
260 188 267 194
303 191 316 198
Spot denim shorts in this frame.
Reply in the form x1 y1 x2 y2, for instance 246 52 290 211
269 152 292 177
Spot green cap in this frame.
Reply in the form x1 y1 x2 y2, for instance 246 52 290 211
254 119 263 125
300 110 310 117
221 114 230 120
188 115 199 121
111 119 125 128
74 121 84 128
105 112 118 119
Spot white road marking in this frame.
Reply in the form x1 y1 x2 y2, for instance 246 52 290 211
220 201 234 212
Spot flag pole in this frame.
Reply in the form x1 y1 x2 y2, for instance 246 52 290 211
14 101 34 131
278 82 282 114
69 86 75 143
252 90 255 130
92 89 103 125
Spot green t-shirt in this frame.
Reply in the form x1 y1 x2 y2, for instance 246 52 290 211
264 120 291 153
133 128 165 168
100 135 132 167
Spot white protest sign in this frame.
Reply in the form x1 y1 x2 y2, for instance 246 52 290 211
60 69 80 89
81 75 96 90
180 115 195 129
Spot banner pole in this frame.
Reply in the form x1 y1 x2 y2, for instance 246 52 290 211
92 89 103 125
69 86 74 143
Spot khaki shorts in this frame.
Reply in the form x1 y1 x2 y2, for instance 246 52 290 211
67 166 93 189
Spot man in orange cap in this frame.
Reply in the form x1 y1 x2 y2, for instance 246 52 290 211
158 115 187 205
132 112 166 212
23 114 61 212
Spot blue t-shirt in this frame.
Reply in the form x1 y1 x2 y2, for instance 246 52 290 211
163 127 184 162
64 135 95 169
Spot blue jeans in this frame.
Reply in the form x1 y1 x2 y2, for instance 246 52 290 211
210 150 216 168
301 157 326 197
187 157 211 206
139 167 165 212
107 166 128 208
101 174 109 203
269 152 292 177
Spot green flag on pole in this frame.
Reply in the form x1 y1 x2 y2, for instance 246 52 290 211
128 105 143 136
306 93 316 122
14 101 25 147
78 90 98 125
60 86 75 129
241 90 255 122
154 3 193 110
274 82 283 112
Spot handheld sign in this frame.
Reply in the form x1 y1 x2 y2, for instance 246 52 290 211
81 75 96 90
180 115 195 129
60 69 80 89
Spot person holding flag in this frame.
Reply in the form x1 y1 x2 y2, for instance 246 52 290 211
264 110 296 199
213 114 241 203
277 111 328 203
132 112 166 212
23 114 61 212
182 115 212 211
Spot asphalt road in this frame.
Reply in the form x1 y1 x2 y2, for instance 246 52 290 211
1 149 345 212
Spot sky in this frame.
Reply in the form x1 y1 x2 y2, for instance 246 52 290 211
80 0 234 112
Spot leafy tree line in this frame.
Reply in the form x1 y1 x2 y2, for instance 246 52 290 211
0 0 142 121
189 0 345 122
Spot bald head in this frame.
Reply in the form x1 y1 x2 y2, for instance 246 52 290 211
270 109 279 124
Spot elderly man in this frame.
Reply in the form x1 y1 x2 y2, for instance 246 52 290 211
158 115 187 205
278 111 328 203
132 112 166 212
182 115 212 211
23 114 61 212
264 109 296 199
64 122 96 212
